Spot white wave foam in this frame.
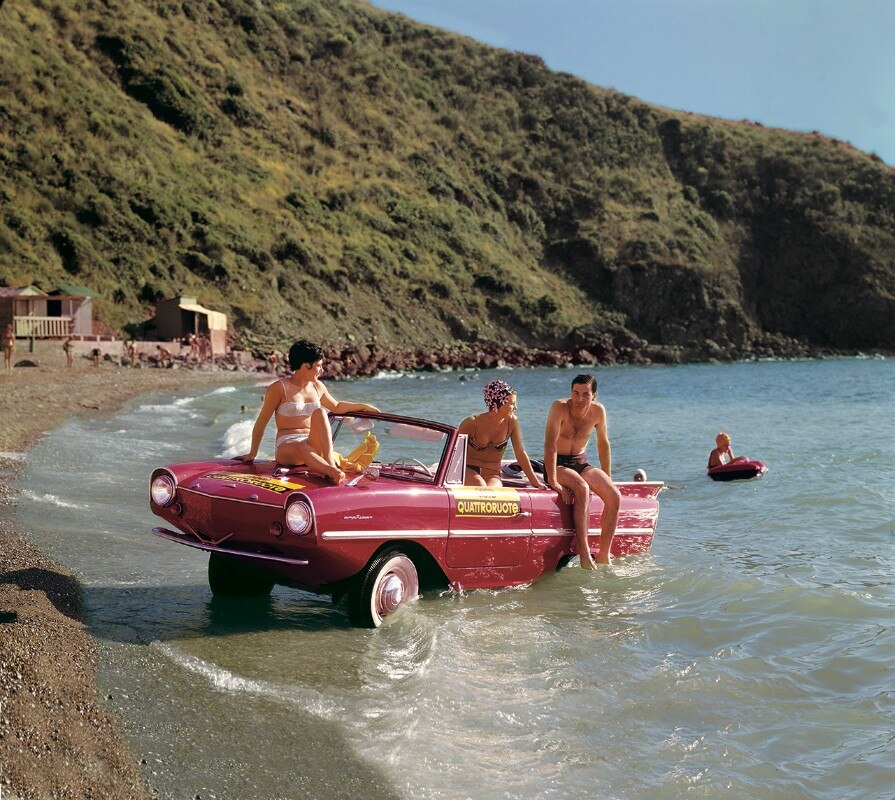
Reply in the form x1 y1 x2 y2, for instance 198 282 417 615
138 403 193 415
209 386 237 394
83 578 144 587
218 419 254 458
172 396 195 407
20 488 88 510
0 451 27 461
151 641 341 718
372 370 408 380
253 378 277 387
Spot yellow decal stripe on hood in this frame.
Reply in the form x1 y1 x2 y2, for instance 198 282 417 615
204 471 304 494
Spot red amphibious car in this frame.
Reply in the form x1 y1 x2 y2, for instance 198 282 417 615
150 412 663 626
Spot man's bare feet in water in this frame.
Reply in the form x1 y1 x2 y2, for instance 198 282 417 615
580 554 598 570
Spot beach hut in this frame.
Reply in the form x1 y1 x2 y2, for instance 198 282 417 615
47 285 98 336
0 284 97 338
0 285 97 338
151 296 228 354
0 286 45 336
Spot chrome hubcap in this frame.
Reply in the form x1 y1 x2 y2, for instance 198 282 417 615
379 574 405 613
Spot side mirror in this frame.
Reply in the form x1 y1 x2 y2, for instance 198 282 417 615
347 466 380 487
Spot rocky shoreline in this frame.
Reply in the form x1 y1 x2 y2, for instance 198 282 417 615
315 334 886 379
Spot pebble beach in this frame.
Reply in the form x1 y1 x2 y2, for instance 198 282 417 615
0 344 254 799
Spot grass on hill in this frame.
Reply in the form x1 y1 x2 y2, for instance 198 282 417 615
1 0 893 355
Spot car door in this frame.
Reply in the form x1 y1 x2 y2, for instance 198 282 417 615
443 435 534 568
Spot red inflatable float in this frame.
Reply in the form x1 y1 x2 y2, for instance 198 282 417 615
707 459 767 482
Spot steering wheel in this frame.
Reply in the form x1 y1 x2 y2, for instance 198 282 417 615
391 457 434 477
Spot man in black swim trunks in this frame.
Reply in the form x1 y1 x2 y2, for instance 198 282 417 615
544 374 621 569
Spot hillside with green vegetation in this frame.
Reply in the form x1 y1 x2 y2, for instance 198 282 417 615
2 0 893 360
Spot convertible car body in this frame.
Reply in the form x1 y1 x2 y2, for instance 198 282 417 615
150 412 663 626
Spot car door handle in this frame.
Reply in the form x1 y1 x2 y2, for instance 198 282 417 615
516 510 531 518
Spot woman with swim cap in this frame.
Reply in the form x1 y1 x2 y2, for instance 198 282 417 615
458 379 547 489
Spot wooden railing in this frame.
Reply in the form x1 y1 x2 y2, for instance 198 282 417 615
13 316 73 338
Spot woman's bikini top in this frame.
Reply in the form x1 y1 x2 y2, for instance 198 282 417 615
276 379 322 417
468 416 511 453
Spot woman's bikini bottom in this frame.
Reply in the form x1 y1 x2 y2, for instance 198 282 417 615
276 432 310 449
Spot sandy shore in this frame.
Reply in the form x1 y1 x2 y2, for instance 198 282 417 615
0 345 255 799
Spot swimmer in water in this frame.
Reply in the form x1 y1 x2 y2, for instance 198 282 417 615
707 432 749 469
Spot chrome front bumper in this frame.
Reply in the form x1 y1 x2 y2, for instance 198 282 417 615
151 527 310 566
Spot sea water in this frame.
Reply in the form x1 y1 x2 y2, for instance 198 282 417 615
15 359 895 800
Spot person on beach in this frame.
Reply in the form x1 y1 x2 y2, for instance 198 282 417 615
267 350 280 374
156 344 172 368
707 432 749 468
544 374 621 569
459 379 547 490
124 339 139 367
3 323 15 368
236 339 379 484
196 334 207 366
62 336 74 367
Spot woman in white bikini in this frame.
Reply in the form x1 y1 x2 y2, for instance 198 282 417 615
236 340 379 484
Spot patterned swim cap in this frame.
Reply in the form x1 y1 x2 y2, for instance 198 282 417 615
483 379 515 412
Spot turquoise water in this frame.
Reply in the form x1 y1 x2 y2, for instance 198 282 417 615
16 359 895 800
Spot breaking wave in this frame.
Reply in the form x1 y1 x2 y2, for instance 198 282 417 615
150 641 341 719
19 488 88 510
218 419 255 458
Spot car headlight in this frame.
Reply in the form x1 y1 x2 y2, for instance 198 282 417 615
285 500 313 535
150 473 176 507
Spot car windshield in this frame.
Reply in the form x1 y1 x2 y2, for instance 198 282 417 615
330 415 449 483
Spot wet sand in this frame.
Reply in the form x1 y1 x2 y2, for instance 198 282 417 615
0 348 254 799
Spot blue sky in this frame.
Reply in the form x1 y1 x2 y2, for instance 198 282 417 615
370 0 895 166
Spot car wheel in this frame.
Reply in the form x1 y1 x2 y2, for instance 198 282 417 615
207 552 275 598
347 550 419 628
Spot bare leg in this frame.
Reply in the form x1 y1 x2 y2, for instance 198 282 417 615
556 467 596 569
308 408 343 479
582 467 621 565
275 410 345 484
464 468 487 487
276 440 343 483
